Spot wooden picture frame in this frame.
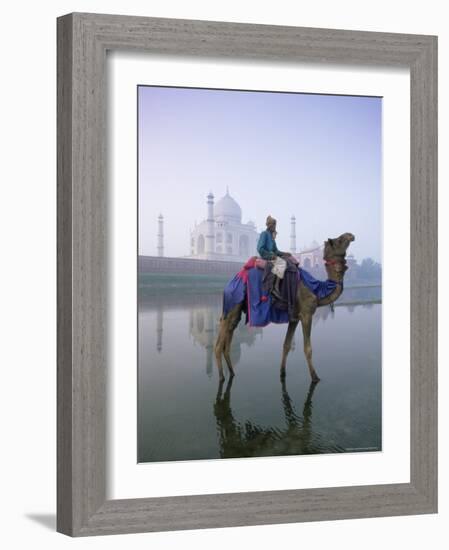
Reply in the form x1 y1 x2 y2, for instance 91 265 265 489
57 12 437 536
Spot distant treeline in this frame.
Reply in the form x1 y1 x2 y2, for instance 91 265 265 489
308 257 382 285
139 273 230 297
350 258 382 283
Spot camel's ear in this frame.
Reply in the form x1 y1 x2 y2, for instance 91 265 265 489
327 238 334 246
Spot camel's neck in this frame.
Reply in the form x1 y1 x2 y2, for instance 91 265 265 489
317 256 347 306
317 282 343 306
324 259 346 284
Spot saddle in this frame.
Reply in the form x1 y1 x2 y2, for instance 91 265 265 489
259 256 299 321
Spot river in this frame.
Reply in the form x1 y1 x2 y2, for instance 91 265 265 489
138 289 382 462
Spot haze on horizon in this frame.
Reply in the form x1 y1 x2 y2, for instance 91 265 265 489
138 85 382 263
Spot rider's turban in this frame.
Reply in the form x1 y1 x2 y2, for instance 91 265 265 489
266 215 277 228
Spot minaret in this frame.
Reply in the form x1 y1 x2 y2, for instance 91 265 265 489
290 215 297 254
205 192 215 258
157 214 164 257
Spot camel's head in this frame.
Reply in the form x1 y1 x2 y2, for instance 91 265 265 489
324 232 355 260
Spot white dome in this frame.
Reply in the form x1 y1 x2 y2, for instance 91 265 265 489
214 191 242 223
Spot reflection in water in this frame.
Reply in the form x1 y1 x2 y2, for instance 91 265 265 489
152 299 371 364
152 293 265 375
214 378 344 458
156 305 163 353
190 308 263 376
138 291 381 463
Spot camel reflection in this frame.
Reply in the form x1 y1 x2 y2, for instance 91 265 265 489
214 379 336 458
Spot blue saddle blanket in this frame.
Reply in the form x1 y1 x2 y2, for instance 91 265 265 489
223 266 339 328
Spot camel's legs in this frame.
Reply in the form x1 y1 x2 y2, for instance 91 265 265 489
301 315 320 382
214 304 241 381
223 329 236 378
214 319 227 381
280 320 299 377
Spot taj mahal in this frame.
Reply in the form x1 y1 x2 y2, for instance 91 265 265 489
188 189 259 262
155 189 329 267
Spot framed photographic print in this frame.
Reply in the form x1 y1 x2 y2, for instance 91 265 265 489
57 13 437 536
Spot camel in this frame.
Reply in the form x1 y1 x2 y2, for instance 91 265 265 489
214 232 355 382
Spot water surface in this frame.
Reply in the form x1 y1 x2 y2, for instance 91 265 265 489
138 290 382 462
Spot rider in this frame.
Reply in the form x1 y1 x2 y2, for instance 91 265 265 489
257 216 292 300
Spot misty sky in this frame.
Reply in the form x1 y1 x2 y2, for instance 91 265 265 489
138 86 382 262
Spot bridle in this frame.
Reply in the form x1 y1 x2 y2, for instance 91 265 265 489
324 256 347 285
323 236 353 294
324 258 339 266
